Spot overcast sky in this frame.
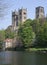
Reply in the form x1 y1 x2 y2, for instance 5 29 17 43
0 0 47 30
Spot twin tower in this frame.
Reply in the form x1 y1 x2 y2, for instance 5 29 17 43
12 8 27 31
12 6 45 31
36 6 45 19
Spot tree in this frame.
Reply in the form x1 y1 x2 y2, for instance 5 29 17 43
0 30 5 48
0 30 5 42
18 19 35 47
5 28 15 39
32 19 41 34
23 19 32 27
36 22 47 47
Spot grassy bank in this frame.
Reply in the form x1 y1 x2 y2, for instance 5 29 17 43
2 47 47 51
25 48 47 51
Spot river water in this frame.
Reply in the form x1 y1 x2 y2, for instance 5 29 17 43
0 51 47 65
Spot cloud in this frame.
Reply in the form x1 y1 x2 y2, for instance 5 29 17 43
0 0 9 18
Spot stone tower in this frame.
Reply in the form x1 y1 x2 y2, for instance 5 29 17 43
12 8 27 31
36 6 45 19
12 11 18 31
18 8 27 23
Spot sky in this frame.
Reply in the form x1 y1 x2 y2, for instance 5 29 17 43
0 0 47 30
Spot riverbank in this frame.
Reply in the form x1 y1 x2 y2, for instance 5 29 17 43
1 47 47 51
25 48 47 51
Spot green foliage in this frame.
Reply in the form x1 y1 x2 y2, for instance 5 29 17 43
0 30 5 42
23 19 32 27
5 28 15 39
18 19 35 47
32 19 41 34
36 22 47 47
0 18 47 48
0 30 5 48
18 19 47 47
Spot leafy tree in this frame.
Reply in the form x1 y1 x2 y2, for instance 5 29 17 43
18 19 35 47
0 30 5 48
36 22 47 47
32 19 41 34
23 19 32 27
0 30 5 42
5 28 15 39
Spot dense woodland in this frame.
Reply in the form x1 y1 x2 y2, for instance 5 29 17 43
0 18 47 49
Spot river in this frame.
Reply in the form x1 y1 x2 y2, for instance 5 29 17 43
0 51 47 65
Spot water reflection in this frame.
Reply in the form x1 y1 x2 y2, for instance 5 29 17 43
0 51 47 65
